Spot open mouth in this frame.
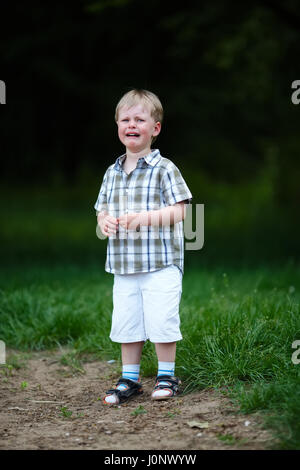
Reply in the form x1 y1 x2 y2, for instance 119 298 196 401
126 133 140 137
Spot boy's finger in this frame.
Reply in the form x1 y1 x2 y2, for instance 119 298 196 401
106 216 118 224
106 222 117 234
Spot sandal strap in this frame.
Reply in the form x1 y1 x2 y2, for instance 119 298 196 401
106 377 143 403
154 375 180 392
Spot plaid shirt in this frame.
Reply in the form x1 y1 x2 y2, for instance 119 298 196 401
94 149 192 275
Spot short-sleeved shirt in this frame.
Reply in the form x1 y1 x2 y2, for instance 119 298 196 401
94 148 193 275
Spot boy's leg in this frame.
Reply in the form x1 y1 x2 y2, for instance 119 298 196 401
104 272 146 405
152 341 180 399
103 342 144 405
139 265 182 400
155 342 176 377
155 342 176 363
122 341 144 365
120 341 144 382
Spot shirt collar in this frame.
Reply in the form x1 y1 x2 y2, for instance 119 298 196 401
114 149 161 172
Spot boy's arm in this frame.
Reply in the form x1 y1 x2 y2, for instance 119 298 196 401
118 202 186 229
140 201 186 227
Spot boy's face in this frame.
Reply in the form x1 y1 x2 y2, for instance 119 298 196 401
117 104 161 153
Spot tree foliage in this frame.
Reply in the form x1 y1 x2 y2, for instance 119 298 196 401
0 0 299 206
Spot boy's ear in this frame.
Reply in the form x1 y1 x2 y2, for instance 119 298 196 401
153 121 161 137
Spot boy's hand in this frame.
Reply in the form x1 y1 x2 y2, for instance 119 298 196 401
97 212 119 237
118 212 141 230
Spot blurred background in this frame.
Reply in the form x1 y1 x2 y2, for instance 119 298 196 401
1 0 299 270
2 3 300 449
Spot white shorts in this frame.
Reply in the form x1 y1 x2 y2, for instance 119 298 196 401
110 264 183 343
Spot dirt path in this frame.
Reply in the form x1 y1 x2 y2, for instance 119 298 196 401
0 349 274 450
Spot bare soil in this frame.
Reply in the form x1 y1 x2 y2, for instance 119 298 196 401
0 348 275 450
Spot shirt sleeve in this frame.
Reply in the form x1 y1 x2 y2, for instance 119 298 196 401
94 170 108 213
161 162 193 206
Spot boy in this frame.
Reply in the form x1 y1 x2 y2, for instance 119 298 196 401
94 89 192 405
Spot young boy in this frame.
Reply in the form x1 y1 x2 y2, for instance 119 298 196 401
94 89 192 405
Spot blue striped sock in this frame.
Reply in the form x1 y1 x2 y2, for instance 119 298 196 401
116 364 140 391
157 361 175 378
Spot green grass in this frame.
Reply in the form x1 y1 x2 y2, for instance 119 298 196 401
0 262 299 448
59 406 73 419
0 180 299 448
130 405 147 416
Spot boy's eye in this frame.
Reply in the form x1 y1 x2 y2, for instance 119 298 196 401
120 118 144 122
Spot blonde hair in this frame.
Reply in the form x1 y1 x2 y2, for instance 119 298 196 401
115 89 163 144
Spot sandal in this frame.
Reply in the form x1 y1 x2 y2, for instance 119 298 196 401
151 375 181 400
103 377 143 405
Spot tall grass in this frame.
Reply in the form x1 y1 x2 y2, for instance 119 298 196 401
0 262 299 448
0 177 299 448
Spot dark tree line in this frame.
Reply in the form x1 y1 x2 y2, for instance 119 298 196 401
1 0 299 206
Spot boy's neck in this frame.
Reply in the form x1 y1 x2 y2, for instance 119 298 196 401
125 147 152 163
